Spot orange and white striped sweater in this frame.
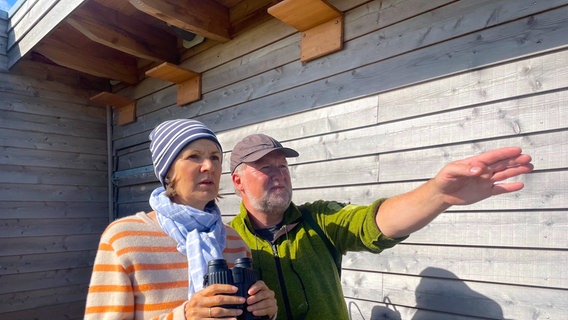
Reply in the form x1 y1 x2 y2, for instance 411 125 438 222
85 211 251 320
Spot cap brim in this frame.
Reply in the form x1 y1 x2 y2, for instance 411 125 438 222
242 147 299 163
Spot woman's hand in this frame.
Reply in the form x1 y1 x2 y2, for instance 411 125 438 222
245 280 277 319
184 284 245 319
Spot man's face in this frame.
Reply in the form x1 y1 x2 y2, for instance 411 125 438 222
234 151 293 217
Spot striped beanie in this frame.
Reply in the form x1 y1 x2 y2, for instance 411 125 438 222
149 119 222 187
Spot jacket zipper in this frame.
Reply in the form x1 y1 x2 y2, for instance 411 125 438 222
271 242 293 320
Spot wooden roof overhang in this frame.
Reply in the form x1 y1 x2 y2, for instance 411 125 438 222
6 0 345 122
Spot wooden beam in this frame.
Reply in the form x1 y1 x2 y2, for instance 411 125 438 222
35 23 139 84
268 0 343 62
129 0 231 42
68 2 179 63
90 92 136 125
145 62 201 106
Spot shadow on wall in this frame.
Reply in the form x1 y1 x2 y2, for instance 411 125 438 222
368 267 503 320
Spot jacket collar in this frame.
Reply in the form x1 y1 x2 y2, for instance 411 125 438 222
237 201 303 236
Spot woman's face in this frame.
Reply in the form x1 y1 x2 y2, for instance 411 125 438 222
166 139 222 210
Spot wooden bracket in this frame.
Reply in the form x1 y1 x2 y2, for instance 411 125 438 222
268 0 343 62
145 62 202 106
90 92 136 125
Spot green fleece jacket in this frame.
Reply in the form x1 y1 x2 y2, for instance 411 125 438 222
229 199 406 320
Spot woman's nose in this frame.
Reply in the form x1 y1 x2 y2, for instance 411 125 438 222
202 159 214 171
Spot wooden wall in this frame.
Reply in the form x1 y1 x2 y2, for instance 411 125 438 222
0 13 109 317
110 0 568 318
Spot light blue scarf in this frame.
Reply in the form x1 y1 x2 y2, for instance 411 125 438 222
149 187 226 299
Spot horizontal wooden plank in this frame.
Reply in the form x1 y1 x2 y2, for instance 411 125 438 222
343 245 567 288
0 184 107 202
0 234 101 255
0 284 88 314
0 218 108 237
0 128 106 154
0 71 97 103
0 201 108 219
0 165 107 186
0 109 106 138
0 147 107 170
193 6 568 134
342 270 567 319
273 90 568 165
0 299 85 320
0 250 96 275
0 91 106 122
344 297 473 320
378 52 568 123
0 267 92 295
402 210 568 249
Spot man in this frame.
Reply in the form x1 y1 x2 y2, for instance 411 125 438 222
229 133 533 320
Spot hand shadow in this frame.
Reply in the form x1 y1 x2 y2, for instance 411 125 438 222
412 267 503 320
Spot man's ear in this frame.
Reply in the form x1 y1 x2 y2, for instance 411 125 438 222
231 173 243 191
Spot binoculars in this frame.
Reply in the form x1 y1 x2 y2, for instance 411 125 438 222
203 257 269 320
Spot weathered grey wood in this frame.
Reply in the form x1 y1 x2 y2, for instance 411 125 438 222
0 201 107 219
343 245 567 288
6 0 41 33
0 51 108 319
343 269 568 319
0 184 107 202
0 165 107 186
0 300 86 320
0 72 97 103
378 53 568 122
263 90 568 166
0 218 108 237
342 270 567 319
0 148 107 170
0 267 92 295
191 7 568 133
344 297 477 320
396 210 568 248
111 0 453 138
0 250 96 275
0 284 89 314
0 92 106 121
1 234 101 255
0 128 106 154
6 0 87 68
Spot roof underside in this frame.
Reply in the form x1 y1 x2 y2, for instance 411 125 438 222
8 0 278 86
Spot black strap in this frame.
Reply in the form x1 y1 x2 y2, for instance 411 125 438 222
299 207 342 277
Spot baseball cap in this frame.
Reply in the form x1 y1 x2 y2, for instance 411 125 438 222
230 133 299 173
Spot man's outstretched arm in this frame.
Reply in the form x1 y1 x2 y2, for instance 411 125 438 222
376 147 534 239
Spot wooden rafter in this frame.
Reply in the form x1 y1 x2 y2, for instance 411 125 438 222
35 22 139 84
68 1 179 63
129 0 231 42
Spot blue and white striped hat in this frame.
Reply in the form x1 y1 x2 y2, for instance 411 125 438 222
149 119 222 187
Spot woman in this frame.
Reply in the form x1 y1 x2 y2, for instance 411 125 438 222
85 119 277 319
